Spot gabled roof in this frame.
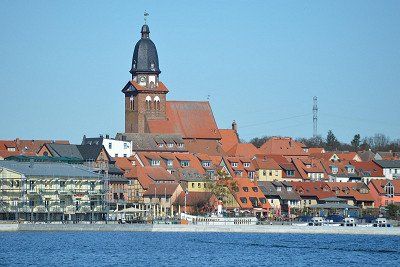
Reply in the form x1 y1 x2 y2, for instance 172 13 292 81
46 144 83 159
226 143 259 158
122 80 169 94
258 181 301 201
219 129 239 153
143 183 181 197
260 137 308 156
357 150 376 162
116 133 186 152
369 179 400 195
253 157 281 170
147 101 221 140
374 160 400 168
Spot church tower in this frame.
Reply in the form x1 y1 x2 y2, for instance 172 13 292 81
122 23 168 133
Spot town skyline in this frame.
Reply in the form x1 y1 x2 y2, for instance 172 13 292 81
1 1 399 143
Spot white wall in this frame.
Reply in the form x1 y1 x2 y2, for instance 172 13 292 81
103 139 132 158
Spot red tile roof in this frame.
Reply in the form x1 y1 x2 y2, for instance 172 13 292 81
232 178 271 210
143 183 181 197
226 143 260 158
147 101 221 140
260 137 308 156
219 129 239 153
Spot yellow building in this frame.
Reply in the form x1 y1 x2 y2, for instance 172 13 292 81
254 158 283 181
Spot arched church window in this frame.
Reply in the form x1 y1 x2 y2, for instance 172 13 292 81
154 96 160 111
146 95 152 110
129 96 134 110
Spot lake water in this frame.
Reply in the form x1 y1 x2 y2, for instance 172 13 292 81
1 232 399 266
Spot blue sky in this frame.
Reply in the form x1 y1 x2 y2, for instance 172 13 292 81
1 1 399 144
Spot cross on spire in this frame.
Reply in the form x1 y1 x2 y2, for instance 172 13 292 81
144 11 149 24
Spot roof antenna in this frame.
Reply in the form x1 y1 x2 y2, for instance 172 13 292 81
144 11 149 25
207 94 210 101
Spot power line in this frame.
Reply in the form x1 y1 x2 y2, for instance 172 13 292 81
240 113 312 129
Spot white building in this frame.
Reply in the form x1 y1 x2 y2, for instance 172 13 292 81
375 160 400 180
82 135 132 158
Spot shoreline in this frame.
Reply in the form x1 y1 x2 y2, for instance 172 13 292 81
0 223 399 235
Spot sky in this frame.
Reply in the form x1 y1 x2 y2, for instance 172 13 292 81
0 1 399 144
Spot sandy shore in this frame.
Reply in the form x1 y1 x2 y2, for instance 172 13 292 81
0 223 399 235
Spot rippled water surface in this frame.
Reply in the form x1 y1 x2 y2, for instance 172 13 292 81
1 232 400 266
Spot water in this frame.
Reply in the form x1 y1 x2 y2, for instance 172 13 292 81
1 232 399 266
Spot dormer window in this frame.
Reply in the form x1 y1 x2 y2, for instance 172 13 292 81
167 143 174 148
231 162 238 168
150 159 160 166
243 187 249 192
202 161 211 167
277 186 282 192
158 143 164 148
167 160 173 167
243 162 250 168
286 170 295 177
287 186 292 192
180 160 190 167
177 143 184 148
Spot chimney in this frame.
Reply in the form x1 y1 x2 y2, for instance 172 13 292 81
29 158 34 168
232 120 238 132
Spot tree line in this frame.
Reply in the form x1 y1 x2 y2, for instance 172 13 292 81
249 131 400 152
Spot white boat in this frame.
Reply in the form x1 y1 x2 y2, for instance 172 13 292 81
341 217 357 227
180 213 258 226
373 218 391 227
308 217 340 227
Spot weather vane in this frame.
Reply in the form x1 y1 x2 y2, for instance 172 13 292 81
144 11 149 24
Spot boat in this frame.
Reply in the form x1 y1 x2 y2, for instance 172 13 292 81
373 218 391 227
181 213 258 225
340 217 357 227
308 217 340 227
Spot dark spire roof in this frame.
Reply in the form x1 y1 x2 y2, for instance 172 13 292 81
130 24 161 77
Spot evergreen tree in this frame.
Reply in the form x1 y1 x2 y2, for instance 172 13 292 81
326 130 339 151
351 134 361 151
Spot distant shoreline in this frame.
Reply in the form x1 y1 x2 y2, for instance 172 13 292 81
0 223 399 236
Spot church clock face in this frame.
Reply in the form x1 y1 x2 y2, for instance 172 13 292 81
140 76 147 83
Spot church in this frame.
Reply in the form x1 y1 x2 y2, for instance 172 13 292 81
117 23 227 156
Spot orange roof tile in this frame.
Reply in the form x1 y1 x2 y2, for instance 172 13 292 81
219 129 239 153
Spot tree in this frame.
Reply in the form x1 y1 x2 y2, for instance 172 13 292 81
386 204 400 220
249 135 274 148
206 171 238 202
326 130 340 151
351 134 361 151
297 135 325 148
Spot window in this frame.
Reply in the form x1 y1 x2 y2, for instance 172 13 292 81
158 143 164 148
29 181 35 190
167 143 174 148
243 187 249 192
114 193 118 200
202 161 211 167
197 183 201 188
252 187 258 192
129 96 134 110
263 170 267 176
277 186 282 192
240 197 247 204
287 186 292 192
154 96 160 111
181 160 190 167
124 143 129 149
259 198 267 204
286 170 295 177
123 154 127 158
145 96 152 110
167 160 173 167
191 183 195 188
151 160 161 166
108 143 112 149
243 162 250 168
249 172 255 179
90 182 95 191
269 171 273 176
115 154 118 157
231 162 238 167
177 143 184 148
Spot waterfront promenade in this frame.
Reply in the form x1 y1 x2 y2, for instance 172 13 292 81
0 223 399 235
